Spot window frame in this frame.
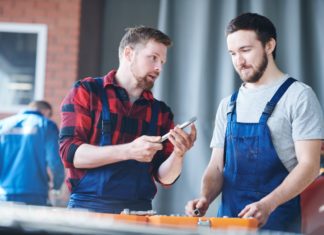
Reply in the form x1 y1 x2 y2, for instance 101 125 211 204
0 22 47 113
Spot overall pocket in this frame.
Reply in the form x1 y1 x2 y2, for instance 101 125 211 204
231 135 260 191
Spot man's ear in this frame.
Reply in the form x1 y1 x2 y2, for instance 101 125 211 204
123 46 134 62
266 38 276 55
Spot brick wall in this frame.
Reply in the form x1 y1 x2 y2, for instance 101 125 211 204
0 0 81 125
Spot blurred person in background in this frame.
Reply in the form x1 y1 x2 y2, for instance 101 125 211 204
186 13 324 233
59 26 196 213
0 100 64 206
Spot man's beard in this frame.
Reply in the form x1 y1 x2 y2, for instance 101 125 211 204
130 62 156 90
139 77 154 90
238 52 268 83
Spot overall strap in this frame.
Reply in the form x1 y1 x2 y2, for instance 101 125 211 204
94 77 112 145
226 91 239 122
259 77 296 123
148 100 159 135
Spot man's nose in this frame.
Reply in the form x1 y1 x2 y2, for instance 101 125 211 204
154 62 162 73
236 55 245 67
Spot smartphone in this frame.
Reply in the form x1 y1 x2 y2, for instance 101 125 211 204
160 116 197 142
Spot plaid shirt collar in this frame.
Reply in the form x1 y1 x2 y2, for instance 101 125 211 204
103 70 154 102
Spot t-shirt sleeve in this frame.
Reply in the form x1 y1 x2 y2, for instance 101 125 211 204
210 97 229 148
292 87 324 141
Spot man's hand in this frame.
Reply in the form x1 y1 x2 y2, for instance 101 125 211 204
238 199 275 227
185 197 209 217
168 124 197 157
129 135 163 162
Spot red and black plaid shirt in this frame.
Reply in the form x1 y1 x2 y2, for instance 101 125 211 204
59 70 174 191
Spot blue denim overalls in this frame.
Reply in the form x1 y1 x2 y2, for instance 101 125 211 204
68 78 160 213
218 78 301 233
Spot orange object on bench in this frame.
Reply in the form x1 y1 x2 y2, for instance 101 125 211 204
209 217 258 230
93 213 148 223
93 212 259 230
144 214 258 230
148 215 200 228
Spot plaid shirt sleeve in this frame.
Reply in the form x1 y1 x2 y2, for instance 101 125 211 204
151 101 176 186
59 78 95 168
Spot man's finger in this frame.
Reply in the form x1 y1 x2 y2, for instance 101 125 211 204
143 135 162 142
238 206 250 217
189 124 197 141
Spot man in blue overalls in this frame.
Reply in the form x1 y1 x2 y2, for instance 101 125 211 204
60 27 197 213
0 100 64 206
186 13 324 233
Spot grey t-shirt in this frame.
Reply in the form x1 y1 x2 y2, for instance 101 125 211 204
210 75 324 171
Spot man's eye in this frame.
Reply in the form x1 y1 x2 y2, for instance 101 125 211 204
242 48 251 52
151 55 157 61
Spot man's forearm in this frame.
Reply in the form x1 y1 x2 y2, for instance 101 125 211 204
200 148 225 204
261 161 319 212
157 153 183 184
73 135 163 169
261 140 321 211
201 167 223 204
73 143 129 168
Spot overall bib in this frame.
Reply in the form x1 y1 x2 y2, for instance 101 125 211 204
218 78 301 233
68 78 159 213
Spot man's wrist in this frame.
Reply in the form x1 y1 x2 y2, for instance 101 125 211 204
260 195 279 213
199 194 211 205
120 143 131 161
172 151 184 159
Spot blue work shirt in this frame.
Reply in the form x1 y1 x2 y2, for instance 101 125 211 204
0 110 64 205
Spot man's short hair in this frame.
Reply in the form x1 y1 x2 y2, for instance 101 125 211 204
226 13 277 58
28 100 52 117
118 26 172 59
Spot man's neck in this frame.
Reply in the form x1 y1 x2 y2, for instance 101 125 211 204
115 68 143 100
244 62 285 89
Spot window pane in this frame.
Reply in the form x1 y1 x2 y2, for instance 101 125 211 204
0 32 37 107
